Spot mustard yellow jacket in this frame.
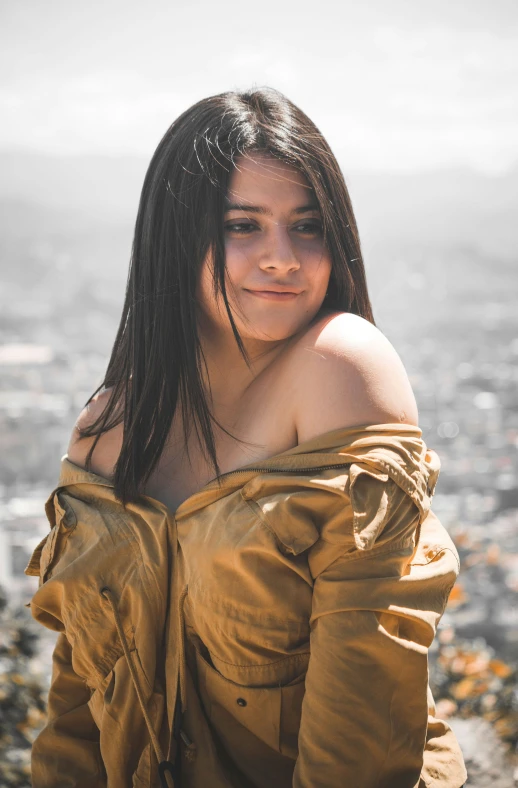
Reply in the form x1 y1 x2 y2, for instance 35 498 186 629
25 423 468 788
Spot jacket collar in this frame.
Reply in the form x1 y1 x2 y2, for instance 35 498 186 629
45 423 440 525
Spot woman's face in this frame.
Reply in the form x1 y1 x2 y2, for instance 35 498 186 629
196 152 332 346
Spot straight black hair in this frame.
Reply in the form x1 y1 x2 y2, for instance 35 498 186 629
77 86 376 508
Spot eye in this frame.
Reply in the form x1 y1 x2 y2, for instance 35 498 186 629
294 221 323 236
224 222 257 235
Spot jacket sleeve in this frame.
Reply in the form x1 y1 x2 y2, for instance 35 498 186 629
25 484 170 787
25 492 106 788
31 632 106 788
293 465 460 788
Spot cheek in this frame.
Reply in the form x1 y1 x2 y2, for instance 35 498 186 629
305 250 332 288
223 245 251 281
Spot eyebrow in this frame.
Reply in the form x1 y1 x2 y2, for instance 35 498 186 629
224 202 320 216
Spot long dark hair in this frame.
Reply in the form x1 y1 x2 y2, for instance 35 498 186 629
77 86 376 508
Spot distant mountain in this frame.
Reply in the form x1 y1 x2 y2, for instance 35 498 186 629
0 150 516 262
0 151 145 223
0 149 516 307
345 165 518 263
0 197 132 286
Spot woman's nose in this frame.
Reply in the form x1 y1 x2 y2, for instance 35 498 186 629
259 225 300 271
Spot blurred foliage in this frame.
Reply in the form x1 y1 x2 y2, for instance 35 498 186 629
0 586 47 788
431 631 518 748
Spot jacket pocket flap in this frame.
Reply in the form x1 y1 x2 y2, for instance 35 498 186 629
242 492 320 556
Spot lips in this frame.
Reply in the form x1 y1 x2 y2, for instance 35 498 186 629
244 289 300 301
245 288 301 294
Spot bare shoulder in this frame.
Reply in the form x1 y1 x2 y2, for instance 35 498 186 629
291 311 419 444
67 386 124 479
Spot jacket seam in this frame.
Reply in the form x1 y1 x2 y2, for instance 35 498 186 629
187 599 310 626
210 651 310 669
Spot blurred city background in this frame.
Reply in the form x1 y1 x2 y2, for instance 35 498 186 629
1 1 517 785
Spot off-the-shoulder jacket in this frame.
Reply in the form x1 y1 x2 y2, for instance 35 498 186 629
25 423 468 788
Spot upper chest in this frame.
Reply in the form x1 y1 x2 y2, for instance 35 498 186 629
79 352 300 514
81 308 343 513
143 353 300 513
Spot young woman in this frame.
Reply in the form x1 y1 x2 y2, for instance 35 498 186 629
27 87 468 787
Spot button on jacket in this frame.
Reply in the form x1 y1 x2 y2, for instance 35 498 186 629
25 423 468 788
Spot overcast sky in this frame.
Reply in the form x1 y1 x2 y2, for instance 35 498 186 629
2 0 517 174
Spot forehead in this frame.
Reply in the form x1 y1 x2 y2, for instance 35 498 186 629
226 153 313 205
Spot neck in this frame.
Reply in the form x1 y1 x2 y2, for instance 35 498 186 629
196 321 290 409
194 305 335 410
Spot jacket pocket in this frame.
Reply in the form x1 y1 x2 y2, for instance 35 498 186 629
193 637 307 758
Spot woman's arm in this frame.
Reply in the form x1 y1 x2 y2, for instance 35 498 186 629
294 479 453 787
291 315 462 786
